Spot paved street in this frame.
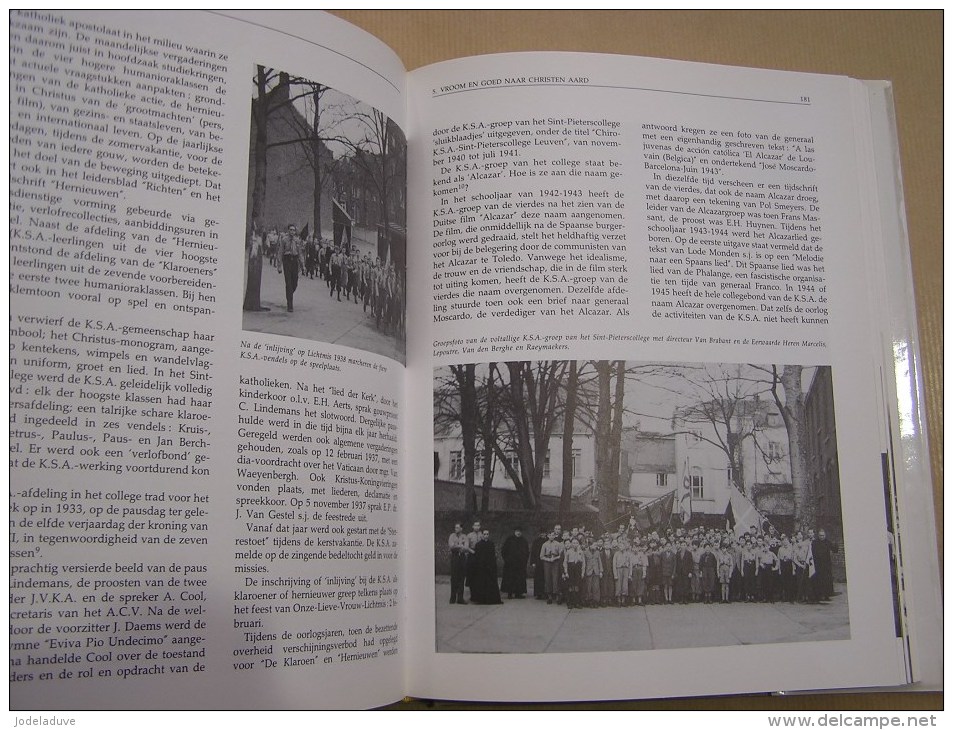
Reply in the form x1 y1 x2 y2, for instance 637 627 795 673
436 578 849 654
242 226 405 363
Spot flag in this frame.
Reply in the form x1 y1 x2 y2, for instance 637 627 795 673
632 491 675 531
724 501 735 531
299 222 309 240
726 481 765 537
679 458 693 525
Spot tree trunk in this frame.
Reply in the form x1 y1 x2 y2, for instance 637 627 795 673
781 365 813 530
559 360 579 519
727 431 745 494
378 113 390 260
480 441 493 516
605 360 626 525
506 362 538 511
311 86 324 241
480 362 498 515
594 361 614 526
453 364 478 515
768 365 813 530
243 66 271 312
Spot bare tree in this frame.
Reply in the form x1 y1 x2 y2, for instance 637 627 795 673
245 69 334 310
665 363 769 495
434 363 505 517
243 65 276 312
559 359 579 519
477 362 501 515
343 109 407 259
763 364 814 530
591 361 627 525
283 82 335 239
609 360 627 519
450 364 478 515
477 361 568 511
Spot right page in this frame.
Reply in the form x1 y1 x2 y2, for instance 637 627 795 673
403 52 930 702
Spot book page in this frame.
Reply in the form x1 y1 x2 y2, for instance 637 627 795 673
403 53 908 701
10 10 406 710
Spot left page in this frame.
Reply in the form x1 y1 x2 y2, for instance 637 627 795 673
9 10 407 710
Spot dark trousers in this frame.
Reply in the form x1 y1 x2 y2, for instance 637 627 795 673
543 561 560 597
282 254 299 310
760 568 775 601
798 566 815 602
780 562 795 601
743 561 758 599
450 552 467 603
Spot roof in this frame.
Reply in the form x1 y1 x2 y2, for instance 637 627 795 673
620 431 676 472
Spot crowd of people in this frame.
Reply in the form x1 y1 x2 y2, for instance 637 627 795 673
259 223 405 339
447 520 838 609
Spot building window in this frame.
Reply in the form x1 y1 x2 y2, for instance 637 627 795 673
503 450 520 479
543 449 551 478
767 441 784 460
571 448 582 477
656 472 668 487
726 466 733 485
449 450 463 480
474 451 485 479
690 468 704 499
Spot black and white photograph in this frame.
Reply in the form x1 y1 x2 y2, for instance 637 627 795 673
433 360 848 654
242 65 407 363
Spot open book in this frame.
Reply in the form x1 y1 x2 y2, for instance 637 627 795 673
9 10 941 710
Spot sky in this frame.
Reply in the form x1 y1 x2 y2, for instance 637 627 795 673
435 361 819 437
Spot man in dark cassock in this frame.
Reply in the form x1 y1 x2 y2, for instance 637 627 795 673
500 527 530 599
699 541 719 604
464 520 481 601
674 540 694 604
659 539 677 604
646 540 662 604
470 530 502 605
811 528 837 601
